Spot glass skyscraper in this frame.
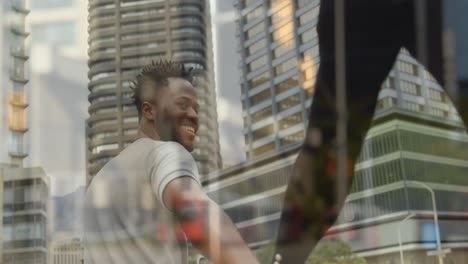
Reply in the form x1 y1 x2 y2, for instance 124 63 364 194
238 0 319 159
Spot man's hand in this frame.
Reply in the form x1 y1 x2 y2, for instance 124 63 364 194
163 176 259 264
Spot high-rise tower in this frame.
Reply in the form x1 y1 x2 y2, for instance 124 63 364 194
0 0 29 167
1 2 50 264
237 0 319 159
86 0 222 185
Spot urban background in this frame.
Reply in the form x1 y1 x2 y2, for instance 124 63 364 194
0 0 467 263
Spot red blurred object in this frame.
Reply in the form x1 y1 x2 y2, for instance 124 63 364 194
155 199 206 242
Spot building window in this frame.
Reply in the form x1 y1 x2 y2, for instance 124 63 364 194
121 7 166 18
296 0 315 9
248 55 268 72
271 21 293 43
172 51 204 59
91 131 118 141
92 143 118 154
245 5 264 24
249 89 271 105
277 93 301 112
251 106 273 123
280 130 305 146
91 83 114 93
248 71 270 89
428 106 448 118
246 38 267 56
254 142 276 155
252 124 274 140
270 5 293 26
8 131 23 154
397 61 418 76
94 119 117 127
272 38 295 59
278 112 303 130
400 80 421 96
387 77 396 89
242 0 258 8
91 95 116 104
245 22 265 40
123 116 138 123
298 5 319 26
376 97 397 110
275 76 299 94
275 57 297 75
427 88 445 102
7 92 25 131
299 28 317 44
402 100 423 112
172 27 203 35
301 65 316 82
170 4 201 13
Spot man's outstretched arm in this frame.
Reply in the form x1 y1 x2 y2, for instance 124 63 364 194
163 176 259 264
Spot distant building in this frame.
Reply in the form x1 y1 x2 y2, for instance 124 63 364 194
86 0 222 185
27 0 87 58
51 237 84 264
0 0 30 167
25 0 88 194
1 165 50 264
1 1 51 263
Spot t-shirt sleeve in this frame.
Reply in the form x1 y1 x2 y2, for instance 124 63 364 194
150 142 201 211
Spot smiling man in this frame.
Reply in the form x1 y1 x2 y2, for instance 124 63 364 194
84 60 258 264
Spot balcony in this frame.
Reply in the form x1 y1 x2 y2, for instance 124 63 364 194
8 91 28 108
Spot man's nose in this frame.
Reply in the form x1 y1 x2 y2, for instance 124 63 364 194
187 107 198 123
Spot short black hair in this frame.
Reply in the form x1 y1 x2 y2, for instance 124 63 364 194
131 59 193 119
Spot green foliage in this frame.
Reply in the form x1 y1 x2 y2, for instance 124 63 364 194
306 239 367 264
255 243 276 264
254 240 367 264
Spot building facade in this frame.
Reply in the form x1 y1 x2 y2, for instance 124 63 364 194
51 237 84 264
1 165 50 264
86 0 222 185
1 2 51 263
327 51 468 264
203 144 298 248
236 0 319 159
204 0 468 263
0 0 30 167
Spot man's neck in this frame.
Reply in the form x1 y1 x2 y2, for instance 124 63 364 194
137 122 161 141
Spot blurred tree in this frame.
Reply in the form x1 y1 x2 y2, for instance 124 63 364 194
255 239 367 264
306 239 367 264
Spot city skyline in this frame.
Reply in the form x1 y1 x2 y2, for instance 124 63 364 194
0 0 247 196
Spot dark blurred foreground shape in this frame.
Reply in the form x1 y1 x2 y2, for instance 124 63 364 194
274 0 468 263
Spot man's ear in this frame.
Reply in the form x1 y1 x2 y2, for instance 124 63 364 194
141 101 157 121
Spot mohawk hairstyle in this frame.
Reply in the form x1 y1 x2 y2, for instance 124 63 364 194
131 59 194 119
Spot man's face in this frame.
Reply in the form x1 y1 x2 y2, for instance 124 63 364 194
155 77 199 152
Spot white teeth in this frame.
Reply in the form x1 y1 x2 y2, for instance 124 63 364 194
183 126 195 134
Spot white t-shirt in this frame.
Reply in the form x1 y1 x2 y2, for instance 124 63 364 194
84 138 201 264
